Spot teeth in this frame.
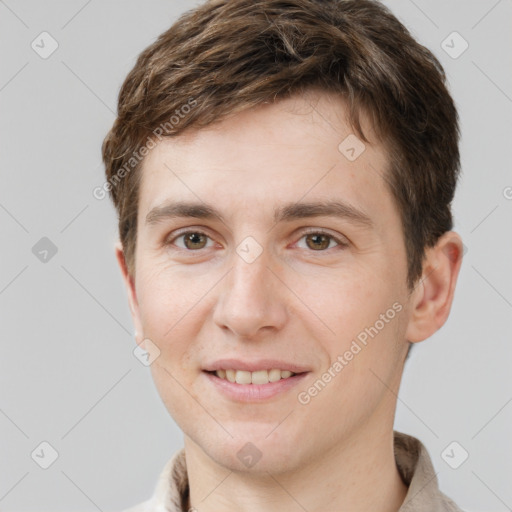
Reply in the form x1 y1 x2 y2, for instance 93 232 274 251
214 369 297 384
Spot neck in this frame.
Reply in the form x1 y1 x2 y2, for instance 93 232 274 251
184 424 408 512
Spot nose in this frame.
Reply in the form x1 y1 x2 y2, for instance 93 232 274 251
212 251 288 340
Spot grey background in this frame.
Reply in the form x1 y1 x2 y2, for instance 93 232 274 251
0 0 511 510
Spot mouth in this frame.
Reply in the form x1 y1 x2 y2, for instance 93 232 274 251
202 369 310 402
204 368 302 384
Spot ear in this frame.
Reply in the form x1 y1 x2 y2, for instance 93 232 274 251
115 241 144 346
405 231 464 343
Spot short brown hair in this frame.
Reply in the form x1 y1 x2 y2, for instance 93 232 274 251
102 0 460 292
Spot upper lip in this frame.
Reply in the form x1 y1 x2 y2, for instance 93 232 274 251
202 358 311 373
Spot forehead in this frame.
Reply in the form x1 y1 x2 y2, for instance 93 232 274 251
137 90 394 228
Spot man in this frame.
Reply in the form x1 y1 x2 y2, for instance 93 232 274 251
102 0 465 510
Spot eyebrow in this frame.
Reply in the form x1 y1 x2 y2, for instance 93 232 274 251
145 200 374 228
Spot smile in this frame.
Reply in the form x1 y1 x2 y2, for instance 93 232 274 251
212 369 297 384
203 370 309 402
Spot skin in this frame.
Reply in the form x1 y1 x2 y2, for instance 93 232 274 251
116 88 463 512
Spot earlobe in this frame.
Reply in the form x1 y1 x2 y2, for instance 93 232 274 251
405 231 464 343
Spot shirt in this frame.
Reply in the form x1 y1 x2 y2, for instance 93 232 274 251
122 430 464 512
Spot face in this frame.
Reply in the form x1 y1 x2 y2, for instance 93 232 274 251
120 89 416 473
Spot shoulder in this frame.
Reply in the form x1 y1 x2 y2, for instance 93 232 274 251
438 491 466 512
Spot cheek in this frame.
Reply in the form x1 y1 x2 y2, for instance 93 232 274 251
138 262 207 324
300 270 404 382
136 267 210 366
290 266 384 338
297 305 405 438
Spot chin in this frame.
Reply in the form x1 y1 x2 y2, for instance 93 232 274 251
200 426 303 474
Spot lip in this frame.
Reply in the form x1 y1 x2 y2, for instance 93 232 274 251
203 370 310 402
202 358 311 373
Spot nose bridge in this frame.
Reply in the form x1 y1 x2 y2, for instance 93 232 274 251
232 248 271 296
213 247 287 338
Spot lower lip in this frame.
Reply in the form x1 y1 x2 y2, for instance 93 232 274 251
203 371 309 402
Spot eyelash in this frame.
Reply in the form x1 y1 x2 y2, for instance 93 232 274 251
165 228 349 253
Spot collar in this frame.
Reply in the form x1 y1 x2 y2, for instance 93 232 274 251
142 430 463 512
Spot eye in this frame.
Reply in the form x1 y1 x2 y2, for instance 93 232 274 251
295 229 348 251
165 228 349 253
167 230 215 251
